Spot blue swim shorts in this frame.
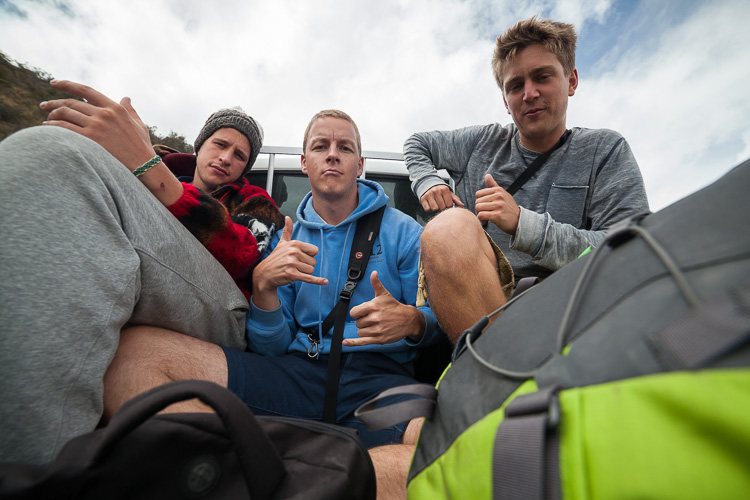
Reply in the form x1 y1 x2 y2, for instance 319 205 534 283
221 347 417 448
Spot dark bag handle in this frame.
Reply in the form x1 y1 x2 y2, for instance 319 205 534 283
92 380 286 500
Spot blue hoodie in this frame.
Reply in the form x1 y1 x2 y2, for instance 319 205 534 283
245 179 439 365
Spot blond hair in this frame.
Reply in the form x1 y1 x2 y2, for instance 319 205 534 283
492 16 577 91
302 109 362 156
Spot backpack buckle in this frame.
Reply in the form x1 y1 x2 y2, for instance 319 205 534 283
505 385 561 429
340 280 357 300
605 212 649 248
547 393 560 429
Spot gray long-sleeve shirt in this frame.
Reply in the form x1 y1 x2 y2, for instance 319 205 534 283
404 123 650 280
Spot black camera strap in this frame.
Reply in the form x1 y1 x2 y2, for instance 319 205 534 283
506 129 571 195
301 205 386 424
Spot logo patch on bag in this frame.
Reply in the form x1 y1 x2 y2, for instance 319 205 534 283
183 456 220 496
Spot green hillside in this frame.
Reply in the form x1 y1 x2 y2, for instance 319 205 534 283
0 51 193 152
0 51 77 141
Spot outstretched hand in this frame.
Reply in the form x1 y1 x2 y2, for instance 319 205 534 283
420 184 464 212
40 80 155 171
251 217 328 311
475 174 521 235
345 271 425 346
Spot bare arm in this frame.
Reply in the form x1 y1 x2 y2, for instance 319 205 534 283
40 80 184 206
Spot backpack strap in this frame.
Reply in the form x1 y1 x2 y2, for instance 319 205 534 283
510 276 540 300
492 385 562 500
649 279 750 370
301 205 386 424
354 383 438 430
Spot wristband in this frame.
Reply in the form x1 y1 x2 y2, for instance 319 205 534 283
133 155 162 177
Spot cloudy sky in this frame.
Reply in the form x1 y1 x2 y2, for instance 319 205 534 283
1 0 748 210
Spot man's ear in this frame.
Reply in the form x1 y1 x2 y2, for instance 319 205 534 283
568 68 579 96
301 154 308 175
357 156 364 178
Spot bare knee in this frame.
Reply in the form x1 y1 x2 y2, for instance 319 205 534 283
422 207 486 254
113 326 188 381
422 208 481 248
103 326 228 419
116 326 226 380
422 209 494 279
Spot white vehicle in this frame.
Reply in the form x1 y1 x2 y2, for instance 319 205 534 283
248 146 451 225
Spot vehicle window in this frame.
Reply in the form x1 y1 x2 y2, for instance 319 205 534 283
367 174 433 226
246 172 312 222
246 171 433 226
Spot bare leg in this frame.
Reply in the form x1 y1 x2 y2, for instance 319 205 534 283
370 444 413 500
421 208 507 343
402 417 424 446
369 418 424 499
103 326 229 419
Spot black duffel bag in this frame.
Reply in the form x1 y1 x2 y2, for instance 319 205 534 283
0 380 376 499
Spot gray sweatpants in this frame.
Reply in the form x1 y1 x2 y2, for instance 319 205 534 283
0 127 248 466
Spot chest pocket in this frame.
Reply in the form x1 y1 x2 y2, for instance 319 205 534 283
546 184 589 226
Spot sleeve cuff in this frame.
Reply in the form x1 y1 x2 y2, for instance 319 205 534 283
404 309 438 347
510 207 548 257
166 182 200 218
247 297 286 329
415 177 450 201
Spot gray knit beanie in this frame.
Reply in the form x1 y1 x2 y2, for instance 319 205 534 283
194 107 264 177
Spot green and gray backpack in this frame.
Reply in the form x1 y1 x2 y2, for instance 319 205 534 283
360 159 750 499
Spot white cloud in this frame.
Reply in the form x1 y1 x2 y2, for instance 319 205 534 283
569 0 750 209
1 0 748 210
